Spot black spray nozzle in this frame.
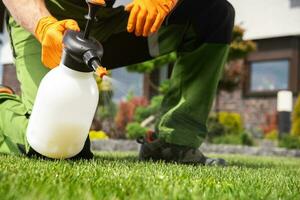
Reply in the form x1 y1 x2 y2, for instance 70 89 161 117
62 31 104 72
83 50 101 71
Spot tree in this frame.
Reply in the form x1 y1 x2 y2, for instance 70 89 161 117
215 26 256 112
218 26 256 92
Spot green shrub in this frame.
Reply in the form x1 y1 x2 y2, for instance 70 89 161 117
212 134 242 145
207 114 226 138
89 130 109 140
115 96 148 132
134 95 164 123
212 132 254 146
126 122 148 139
240 131 254 146
134 107 152 123
264 130 279 141
279 135 300 149
159 80 171 95
207 112 246 145
291 95 300 137
218 112 243 135
97 101 117 120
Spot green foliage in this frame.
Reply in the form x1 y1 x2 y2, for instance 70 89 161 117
126 122 148 139
207 112 253 146
158 79 171 95
0 153 300 199
97 101 117 120
127 52 177 73
212 131 254 146
127 26 255 76
264 130 279 141
89 130 109 140
218 26 256 92
207 112 243 137
228 26 256 61
240 131 254 146
134 95 164 123
279 135 300 149
126 90 135 101
115 96 148 131
291 95 300 137
207 114 226 137
212 134 242 145
218 112 243 135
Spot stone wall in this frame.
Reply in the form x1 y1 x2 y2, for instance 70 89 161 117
215 89 296 130
91 139 300 157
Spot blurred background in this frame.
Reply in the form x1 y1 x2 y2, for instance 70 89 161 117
1 0 300 149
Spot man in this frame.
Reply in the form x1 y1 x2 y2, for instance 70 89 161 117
0 0 234 165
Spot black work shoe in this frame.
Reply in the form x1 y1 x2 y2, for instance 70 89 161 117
0 84 15 94
137 131 226 166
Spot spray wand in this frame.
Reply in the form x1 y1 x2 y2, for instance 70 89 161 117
61 0 108 78
83 0 108 78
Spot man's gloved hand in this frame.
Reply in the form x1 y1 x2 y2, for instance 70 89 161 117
125 0 178 37
35 16 80 69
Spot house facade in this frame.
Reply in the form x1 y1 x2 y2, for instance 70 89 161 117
218 0 300 130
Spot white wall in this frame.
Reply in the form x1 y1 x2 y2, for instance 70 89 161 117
114 0 131 7
117 0 300 40
228 0 300 40
0 23 13 83
0 31 13 65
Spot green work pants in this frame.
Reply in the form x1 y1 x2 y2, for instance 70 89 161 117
0 0 235 155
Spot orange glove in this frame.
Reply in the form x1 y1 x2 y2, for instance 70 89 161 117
88 0 106 5
125 0 178 37
35 16 80 69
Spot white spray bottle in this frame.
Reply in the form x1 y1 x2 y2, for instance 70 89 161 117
26 1 107 159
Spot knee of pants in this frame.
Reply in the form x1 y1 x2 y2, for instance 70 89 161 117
190 0 236 44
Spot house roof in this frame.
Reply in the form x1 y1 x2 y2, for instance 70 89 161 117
229 0 300 40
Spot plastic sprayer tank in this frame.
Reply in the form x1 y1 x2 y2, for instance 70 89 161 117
26 64 99 159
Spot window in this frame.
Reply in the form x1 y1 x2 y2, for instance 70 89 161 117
249 60 290 93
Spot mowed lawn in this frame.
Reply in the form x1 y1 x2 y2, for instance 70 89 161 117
0 152 299 200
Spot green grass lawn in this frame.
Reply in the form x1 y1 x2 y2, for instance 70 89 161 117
0 152 299 200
